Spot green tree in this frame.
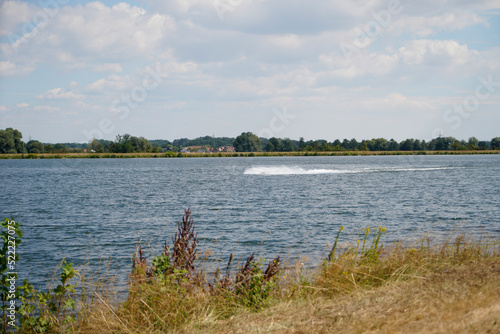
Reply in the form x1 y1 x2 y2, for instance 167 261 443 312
491 137 500 150
478 141 488 150
26 140 44 153
150 140 174 152
44 144 53 153
359 141 369 151
320 142 332 151
87 138 104 153
388 139 399 151
130 136 153 152
451 140 466 150
233 132 261 152
267 137 283 152
433 137 455 150
400 139 415 151
467 137 479 150
0 132 15 153
341 139 351 150
298 137 306 151
364 139 375 151
413 139 423 151
113 134 134 153
53 144 69 153
264 142 275 152
0 128 25 153
349 138 359 150
373 138 388 151
282 138 294 152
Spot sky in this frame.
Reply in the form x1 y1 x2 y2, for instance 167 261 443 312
0 0 499 143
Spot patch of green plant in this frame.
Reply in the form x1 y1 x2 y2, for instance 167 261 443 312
18 261 77 333
318 225 388 295
1 218 79 333
232 255 280 309
131 210 281 313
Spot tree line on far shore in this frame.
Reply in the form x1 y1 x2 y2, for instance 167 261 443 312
1 128 499 154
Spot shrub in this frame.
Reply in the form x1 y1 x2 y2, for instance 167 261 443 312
1 219 78 333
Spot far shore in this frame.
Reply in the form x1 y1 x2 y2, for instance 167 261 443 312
1 150 500 159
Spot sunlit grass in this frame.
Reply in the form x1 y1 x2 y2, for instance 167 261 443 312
8 214 500 333
68 225 499 333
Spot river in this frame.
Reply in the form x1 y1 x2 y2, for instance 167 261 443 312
1 154 499 290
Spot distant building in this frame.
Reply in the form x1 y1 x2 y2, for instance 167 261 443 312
182 146 214 153
218 146 235 152
180 145 235 153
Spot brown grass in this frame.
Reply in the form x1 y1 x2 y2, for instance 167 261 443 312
56 231 499 334
17 214 498 334
191 254 499 334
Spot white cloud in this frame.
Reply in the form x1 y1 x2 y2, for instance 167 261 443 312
382 93 436 111
320 52 400 78
398 0 500 15
145 0 384 34
1 0 500 142
0 61 35 76
2 1 177 69
389 13 489 37
85 74 130 93
0 1 38 36
16 103 29 108
37 87 85 100
317 38 494 81
94 63 123 73
399 40 477 67
33 105 60 113
158 61 199 74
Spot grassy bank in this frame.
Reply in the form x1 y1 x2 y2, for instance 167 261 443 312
8 212 499 333
1 150 500 159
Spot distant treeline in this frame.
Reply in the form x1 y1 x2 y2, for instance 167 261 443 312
1 128 499 154
257 135 500 152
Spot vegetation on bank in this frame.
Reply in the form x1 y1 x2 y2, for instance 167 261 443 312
2 127 500 155
1 150 500 160
2 212 499 333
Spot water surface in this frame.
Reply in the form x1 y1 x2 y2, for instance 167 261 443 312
1 155 499 289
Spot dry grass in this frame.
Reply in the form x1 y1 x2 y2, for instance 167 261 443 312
17 217 499 334
191 257 499 334
58 231 500 334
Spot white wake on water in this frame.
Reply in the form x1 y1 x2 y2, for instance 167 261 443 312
243 166 456 175
244 166 358 175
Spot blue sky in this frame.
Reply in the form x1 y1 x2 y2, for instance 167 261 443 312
1 0 499 143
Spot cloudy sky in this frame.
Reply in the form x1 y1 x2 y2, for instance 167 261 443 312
0 0 499 143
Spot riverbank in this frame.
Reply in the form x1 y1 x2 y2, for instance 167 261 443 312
67 234 500 334
194 257 500 334
1 150 499 159
13 211 499 333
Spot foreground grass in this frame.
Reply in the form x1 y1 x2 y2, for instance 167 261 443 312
201 259 499 334
9 213 498 333
1 150 499 159
63 227 499 334
190 247 499 334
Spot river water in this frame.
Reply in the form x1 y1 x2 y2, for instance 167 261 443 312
1 154 499 290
